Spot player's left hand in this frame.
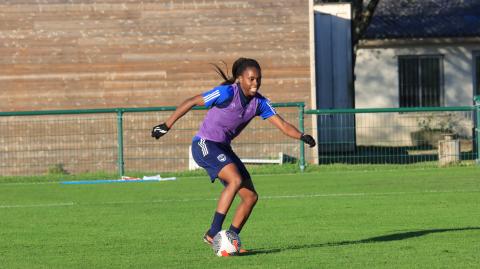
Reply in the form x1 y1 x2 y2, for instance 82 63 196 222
300 134 316 148
151 123 170 139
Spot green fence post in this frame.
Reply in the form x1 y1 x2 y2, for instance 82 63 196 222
475 96 480 165
299 103 305 172
117 109 125 177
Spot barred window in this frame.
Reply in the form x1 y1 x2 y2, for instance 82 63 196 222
476 54 480 96
398 56 444 107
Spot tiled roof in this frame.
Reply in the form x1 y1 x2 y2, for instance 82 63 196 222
363 0 480 39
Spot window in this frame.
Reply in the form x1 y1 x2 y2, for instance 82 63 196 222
475 54 480 96
398 56 444 107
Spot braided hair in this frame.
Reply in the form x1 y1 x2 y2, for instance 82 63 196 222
212 58 261 85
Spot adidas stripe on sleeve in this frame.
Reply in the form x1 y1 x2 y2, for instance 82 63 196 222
202 85 234 108
257 97 277 120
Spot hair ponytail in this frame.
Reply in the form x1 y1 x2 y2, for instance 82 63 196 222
211 61 236 85
211 57 261 86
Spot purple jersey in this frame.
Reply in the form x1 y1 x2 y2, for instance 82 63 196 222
195 83 276 144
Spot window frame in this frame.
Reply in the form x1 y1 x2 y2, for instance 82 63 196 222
397 54 445 108
473 51 480 99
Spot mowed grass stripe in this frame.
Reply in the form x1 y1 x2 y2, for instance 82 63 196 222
2 188 480 209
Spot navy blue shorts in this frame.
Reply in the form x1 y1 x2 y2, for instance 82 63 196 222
191 138 251 183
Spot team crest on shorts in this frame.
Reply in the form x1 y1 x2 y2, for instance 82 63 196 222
217 154 227 162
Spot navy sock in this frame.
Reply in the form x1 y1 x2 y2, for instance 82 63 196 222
208 212 226 237
229 224 241 235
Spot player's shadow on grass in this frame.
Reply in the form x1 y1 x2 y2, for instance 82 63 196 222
243 227 480 256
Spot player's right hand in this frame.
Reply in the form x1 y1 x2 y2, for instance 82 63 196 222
151 123 170 139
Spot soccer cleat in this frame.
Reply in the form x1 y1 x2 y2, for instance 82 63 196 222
232 238 247 253
203 231 213 246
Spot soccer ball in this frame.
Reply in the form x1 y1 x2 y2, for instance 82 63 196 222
212 230 241 257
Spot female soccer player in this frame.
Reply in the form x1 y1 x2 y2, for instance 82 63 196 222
151 57 316 250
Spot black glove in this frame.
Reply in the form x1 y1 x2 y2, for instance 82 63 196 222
300 134 316 148
151 123 170 139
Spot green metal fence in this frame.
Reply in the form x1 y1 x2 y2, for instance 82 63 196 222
1 98 479 177
306 102 479 166
476 95 480 164
0 103 305 177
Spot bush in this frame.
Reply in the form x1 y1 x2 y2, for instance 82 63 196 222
48 163 69 175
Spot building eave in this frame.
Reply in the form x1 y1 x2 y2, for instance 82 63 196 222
358 36 480 48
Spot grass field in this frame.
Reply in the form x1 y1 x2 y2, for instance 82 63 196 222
1 165 479 268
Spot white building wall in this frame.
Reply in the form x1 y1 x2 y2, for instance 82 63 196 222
355 44 480 108
354 43 479 147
